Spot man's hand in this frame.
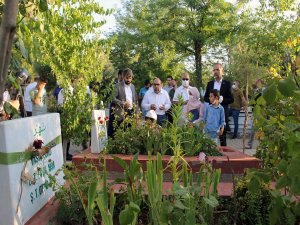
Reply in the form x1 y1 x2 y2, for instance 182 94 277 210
37 83 46 91
150 104 157 110
218 126 224 136
159 104 165 110
187 122 194 128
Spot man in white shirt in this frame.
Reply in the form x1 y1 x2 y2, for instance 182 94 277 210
30 76 48 116
24 77 38 116
173 72 193 105
57 78 91 106
142 78 171 126
57 85 74 106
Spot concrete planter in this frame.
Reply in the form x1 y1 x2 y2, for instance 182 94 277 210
72 146 261 175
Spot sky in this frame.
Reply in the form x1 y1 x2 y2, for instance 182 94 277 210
95 0 261 35
96 0 300 33
96 0 121 34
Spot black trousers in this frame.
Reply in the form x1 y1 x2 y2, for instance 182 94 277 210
26 111 32 117
107 105 115 138
219 106 229 146
111 109 134 138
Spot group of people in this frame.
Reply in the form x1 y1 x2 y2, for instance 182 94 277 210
108 63 249 147
1 63 259 149
0 71 48 121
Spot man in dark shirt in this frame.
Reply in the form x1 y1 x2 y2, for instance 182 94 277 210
204 63 234 146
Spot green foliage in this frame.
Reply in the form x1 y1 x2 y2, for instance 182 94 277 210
10 0 114 143
34 63 56 91
145 153 164 225
59 87 97 144
119 202 140 225
54 163 98 224
106 115 164 155
52 152 223 224
111 0 239 87
179 124 221 156
112 154 143 207
53 161 116 225
106 104 219 157
112 154 143 225
55 186 86 225
229 177 272 225
227 0 300 88
3 101 21 120
246 38 300 225
277 76 297 97
158 164 221 225
96 160 115 225
31 0 110 81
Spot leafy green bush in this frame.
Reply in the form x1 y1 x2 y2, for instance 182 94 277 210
106 118 164 155
229 178 272 225
246 42 300 224
106 110 220 156
54 164 98 225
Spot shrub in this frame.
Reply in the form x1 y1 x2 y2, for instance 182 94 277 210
106 113 220 156
229 178 272 225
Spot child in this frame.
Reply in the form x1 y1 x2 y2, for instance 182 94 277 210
204 89 225 144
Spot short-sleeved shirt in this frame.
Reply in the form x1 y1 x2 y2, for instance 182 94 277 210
139 87 149 99
30 88 47 116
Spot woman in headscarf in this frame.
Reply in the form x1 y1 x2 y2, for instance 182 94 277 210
183 87 204 125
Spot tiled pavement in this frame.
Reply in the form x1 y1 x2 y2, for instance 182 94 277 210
226 134 258 156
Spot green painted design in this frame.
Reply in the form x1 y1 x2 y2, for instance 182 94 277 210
0 135 61 165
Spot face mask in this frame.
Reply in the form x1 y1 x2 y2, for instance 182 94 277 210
232 84 236 89
182 80 189 87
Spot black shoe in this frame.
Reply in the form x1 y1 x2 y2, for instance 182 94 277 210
231 135 237 139
66 154 73 161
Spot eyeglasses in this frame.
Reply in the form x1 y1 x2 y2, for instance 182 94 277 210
182 78 189 81
153 83 160 86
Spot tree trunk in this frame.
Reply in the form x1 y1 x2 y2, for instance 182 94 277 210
0 0 19 103
243 74 249 153
194 40 202 88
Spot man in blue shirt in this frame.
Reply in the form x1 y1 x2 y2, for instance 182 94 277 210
204 89 225 144
138 79 151 117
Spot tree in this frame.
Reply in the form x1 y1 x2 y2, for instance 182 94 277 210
0 0 18 103
25 0 113 143
114 0 239 88
110 0 185 88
